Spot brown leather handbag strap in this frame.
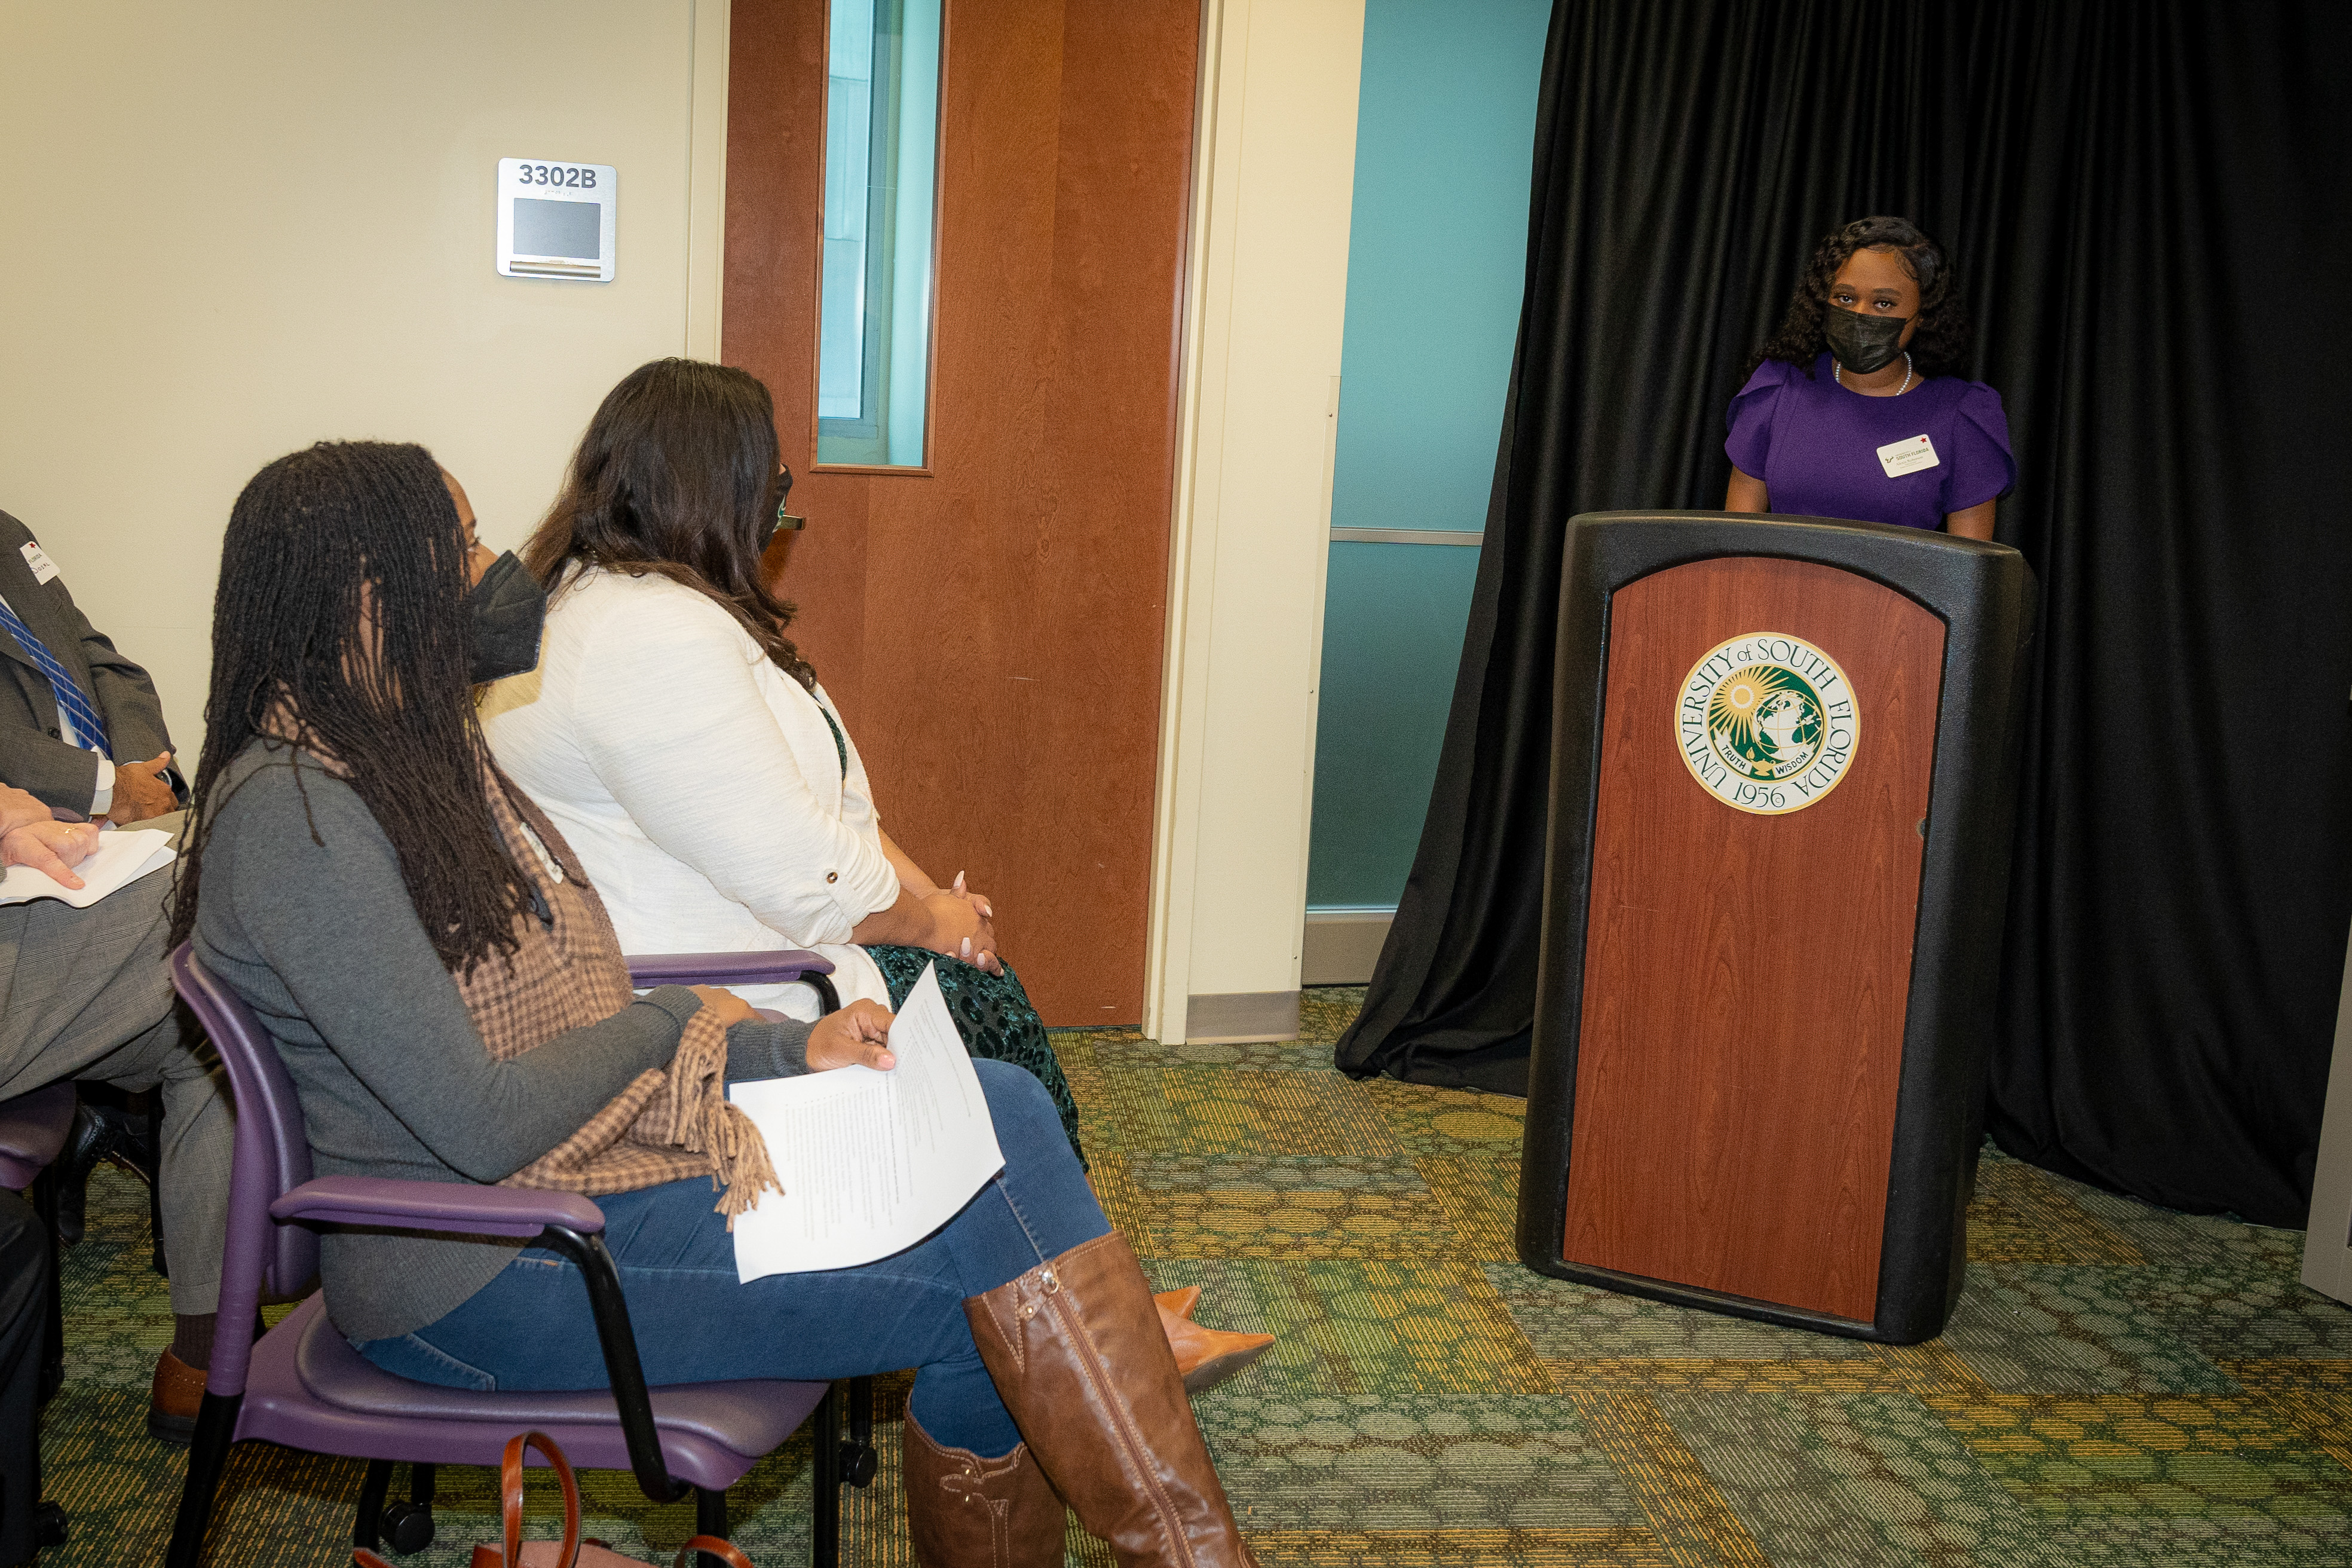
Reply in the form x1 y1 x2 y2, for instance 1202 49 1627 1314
501 1430 583 1568
356 1432 726 1568
674 1538 757 1568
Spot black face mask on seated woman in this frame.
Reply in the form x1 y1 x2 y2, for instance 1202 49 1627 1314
1821 307 1911 375
467 551 547 684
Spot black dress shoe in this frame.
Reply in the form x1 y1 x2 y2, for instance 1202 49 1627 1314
54 1101 155 1246
34 1501 68 1548
53 1102 117 1246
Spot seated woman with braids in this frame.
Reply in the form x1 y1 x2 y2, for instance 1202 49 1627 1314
174 440 1261 1568
479 359 1272 1392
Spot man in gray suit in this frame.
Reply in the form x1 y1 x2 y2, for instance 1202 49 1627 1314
0 509 181 823
0 507 228 1446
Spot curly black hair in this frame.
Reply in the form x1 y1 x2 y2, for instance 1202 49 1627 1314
170 441 537 975
1750 216 1971 380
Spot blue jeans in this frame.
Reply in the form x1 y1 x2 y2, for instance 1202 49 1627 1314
357 1059 1107 1457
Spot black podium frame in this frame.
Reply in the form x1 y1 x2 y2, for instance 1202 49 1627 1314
1515 510 2035 1343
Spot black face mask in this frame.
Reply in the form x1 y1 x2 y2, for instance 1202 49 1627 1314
1821 307 1911 375
466 550 546 684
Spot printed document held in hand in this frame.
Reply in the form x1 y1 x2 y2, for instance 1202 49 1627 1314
0 828 174 908
728 961 1006 1279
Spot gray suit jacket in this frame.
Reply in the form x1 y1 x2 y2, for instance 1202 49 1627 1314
0 508 183 813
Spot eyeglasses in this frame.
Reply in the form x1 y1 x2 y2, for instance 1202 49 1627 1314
774 466 803 534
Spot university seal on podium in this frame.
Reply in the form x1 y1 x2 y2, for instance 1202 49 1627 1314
1676 632 1858 815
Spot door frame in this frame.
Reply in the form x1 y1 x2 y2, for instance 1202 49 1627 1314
1142 0 1365 1042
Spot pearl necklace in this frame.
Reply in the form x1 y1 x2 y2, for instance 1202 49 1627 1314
1838 352 1913 396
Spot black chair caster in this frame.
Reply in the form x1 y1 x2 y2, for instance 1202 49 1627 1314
356 1460 439 1556
838 1438 878 1487
378 1499 436 1555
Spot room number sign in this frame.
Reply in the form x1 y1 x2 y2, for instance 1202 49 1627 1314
496 157 617 282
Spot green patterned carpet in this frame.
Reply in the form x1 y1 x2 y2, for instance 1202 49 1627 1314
35 988 2352 1566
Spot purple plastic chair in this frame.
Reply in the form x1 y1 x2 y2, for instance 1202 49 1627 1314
165 944 875 1568
0 1081 75 1400
0 1082 74 1193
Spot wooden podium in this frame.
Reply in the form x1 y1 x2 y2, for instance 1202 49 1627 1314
1516 512 2034 1343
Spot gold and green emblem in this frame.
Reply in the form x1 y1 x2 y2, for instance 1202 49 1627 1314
1676 633 1858 815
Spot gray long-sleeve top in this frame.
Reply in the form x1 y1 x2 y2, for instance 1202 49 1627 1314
194 742 812 1342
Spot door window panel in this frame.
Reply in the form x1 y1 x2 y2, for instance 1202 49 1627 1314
817 0 941 469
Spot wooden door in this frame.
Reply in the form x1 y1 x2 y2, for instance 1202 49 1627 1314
1561 558 1946 1322
724 1 1199 1025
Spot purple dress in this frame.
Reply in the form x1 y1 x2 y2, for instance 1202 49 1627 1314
1725 353 2016 531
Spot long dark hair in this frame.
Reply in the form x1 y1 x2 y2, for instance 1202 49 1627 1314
523 359 815 690
1751 216 1971 379
168 441 534 973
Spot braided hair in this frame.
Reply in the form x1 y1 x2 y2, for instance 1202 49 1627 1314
1750 216 1971 380
523 359 817 690
168 440 534 974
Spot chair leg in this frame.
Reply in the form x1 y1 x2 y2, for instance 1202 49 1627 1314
29 1165 63 1405
352 1459 393 1549
810 1385 840 1568
163 1390 243 1568
841 1375 877 1487
144 1088 168 1278
695 1487 728 1568
375 1462 437 1555
149 1162 168 1278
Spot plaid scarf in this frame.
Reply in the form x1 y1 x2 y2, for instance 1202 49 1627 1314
458 765 778 1224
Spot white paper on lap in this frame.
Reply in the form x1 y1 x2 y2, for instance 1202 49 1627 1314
0 827 173 908
728 961 1006 1279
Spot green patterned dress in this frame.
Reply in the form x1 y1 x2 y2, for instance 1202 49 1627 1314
862 945 1084 1165
809 703 1085 1165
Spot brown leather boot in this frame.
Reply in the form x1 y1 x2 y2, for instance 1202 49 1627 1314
966 1232 1256 1568
1153 1287 1200 1321
904 1412 1065 1568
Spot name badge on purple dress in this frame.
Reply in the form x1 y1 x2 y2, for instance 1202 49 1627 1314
1877 434 1940 478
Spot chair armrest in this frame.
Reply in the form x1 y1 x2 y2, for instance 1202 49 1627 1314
269 1176 685 1502
272 1175 683 1502
626 950 835 987
270 1175 606 1239
627 950 841 1015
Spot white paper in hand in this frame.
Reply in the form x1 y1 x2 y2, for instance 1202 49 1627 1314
728 961 1006 1279
0 828 173 908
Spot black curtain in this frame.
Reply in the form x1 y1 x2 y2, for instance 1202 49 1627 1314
1336 0 2352 1226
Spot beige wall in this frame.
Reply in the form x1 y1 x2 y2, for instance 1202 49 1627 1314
0 0 728 761
1146 0 1365 1040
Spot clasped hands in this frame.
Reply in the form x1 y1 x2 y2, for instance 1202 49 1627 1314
0 782 102 889
923 870 1003 976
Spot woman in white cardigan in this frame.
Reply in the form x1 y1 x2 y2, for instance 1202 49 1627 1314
479 361 1083 1158
482 360 1276 1394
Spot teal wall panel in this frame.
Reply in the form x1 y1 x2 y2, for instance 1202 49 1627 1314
1310 542 1483 906
1306 0 1549 909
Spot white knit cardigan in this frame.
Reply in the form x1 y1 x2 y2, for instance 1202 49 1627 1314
481 566 897 1019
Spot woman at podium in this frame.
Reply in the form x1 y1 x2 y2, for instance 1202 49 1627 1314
1723 217 2014 538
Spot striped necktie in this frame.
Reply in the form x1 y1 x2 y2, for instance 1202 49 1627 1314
0 595 111 753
